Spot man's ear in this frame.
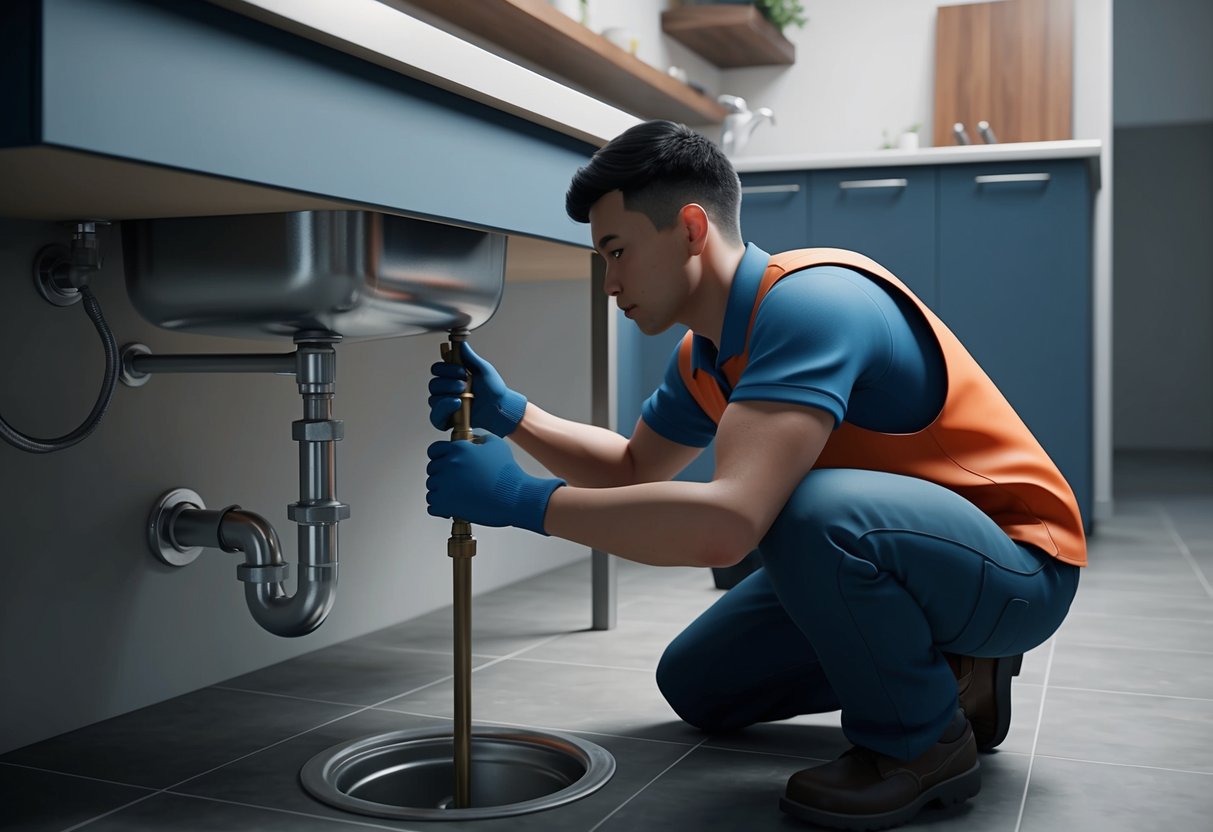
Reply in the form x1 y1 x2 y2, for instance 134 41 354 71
679 203 710 255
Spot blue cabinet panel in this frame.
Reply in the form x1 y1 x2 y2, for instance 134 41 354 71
807 167 938 306
21 0 595 244
738 171 811 253
937 161 1093 526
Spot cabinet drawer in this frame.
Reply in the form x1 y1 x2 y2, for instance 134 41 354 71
937 160 1093 524
808 167 937 305
739 171 810 253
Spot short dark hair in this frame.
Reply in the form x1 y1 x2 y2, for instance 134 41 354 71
565 120 742 245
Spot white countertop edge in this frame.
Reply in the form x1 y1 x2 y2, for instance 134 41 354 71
732 140 1102 172
209 0 639 147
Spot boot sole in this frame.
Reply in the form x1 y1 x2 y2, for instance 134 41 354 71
977 654 1024 753
779 762 981 831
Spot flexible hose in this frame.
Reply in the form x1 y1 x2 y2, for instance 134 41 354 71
0 285 120 454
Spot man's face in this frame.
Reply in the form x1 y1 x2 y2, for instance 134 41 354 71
588 190 690 336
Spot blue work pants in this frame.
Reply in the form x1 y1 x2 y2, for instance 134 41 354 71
656 468 1080 761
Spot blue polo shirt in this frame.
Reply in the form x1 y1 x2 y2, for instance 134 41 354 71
640 243 946 448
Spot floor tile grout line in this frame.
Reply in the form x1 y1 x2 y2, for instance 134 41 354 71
351 644 504 659
1044 684 1213 703
1024 752 1213 778
507 655 655 673
0 761 159 792
56 632 576 831
1066 612 1213 624
210 631 574 742
1068 585 1213 600
165 791 423 832
1157 503 1213 601
699 743 833 764
584 737 711 832
60 793 161 832
376 708 702 749
156 673 472 795
211 685 367 709
1013 636 1056 832
1060 641 1213 656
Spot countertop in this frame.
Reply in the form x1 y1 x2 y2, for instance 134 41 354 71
210 0 640 147
218 2 1101 179
732 140 1103 176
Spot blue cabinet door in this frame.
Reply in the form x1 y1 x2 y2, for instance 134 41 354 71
739 171 811 252
807 167 938 306
937 161 1093 527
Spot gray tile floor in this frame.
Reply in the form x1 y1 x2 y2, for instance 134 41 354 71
4 451 1212 831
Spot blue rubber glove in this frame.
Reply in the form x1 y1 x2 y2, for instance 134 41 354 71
426 434 565 535
428 342 527 437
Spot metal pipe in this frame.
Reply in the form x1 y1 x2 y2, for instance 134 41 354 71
141 334 346 638
443 328 477 809
226 511 331 637
281 337 346 637
169 505 332 637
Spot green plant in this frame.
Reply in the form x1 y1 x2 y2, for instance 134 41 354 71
879 124 923 150
754 0 807 31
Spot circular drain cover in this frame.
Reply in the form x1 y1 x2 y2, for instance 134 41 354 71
300 726 615 821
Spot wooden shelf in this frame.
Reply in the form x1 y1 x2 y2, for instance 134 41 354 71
661 5 795 68
403 0 728 124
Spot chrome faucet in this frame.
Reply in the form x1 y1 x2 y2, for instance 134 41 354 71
718 95 775 157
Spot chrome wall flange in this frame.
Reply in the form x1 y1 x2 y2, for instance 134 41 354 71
148 488 206 567
120 343 152 387
32 244 81 307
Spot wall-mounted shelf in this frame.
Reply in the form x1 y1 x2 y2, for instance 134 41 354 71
403 0 728 125
661 5 795 68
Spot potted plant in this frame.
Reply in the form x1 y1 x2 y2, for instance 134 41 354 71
684 0 808 33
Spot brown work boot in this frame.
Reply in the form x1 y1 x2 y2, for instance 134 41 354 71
946 653 1024 752
780 710 980 830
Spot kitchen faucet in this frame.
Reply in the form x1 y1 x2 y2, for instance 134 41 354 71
718 95 775 157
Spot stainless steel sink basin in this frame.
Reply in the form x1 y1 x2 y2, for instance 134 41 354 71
122 211 506 341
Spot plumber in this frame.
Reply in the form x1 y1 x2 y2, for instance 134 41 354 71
425 120 1085 831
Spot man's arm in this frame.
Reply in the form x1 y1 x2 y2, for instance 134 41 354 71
543 400 832 568
510 402 703 489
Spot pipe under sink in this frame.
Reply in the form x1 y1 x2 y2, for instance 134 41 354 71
122 210 506 342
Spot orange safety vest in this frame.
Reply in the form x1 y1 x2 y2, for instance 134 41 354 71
678 248 1087 567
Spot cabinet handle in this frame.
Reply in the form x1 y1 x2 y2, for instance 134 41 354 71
838 178 909 190
741 184 801 194
974 173 1051 184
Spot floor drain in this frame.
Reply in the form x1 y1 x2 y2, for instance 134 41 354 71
301 726 616 821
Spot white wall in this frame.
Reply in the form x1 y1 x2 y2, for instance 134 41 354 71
0 220 594 753
398 0 722 117
714 0 1013 155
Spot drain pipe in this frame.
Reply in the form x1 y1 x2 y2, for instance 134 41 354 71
130 331 348 638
